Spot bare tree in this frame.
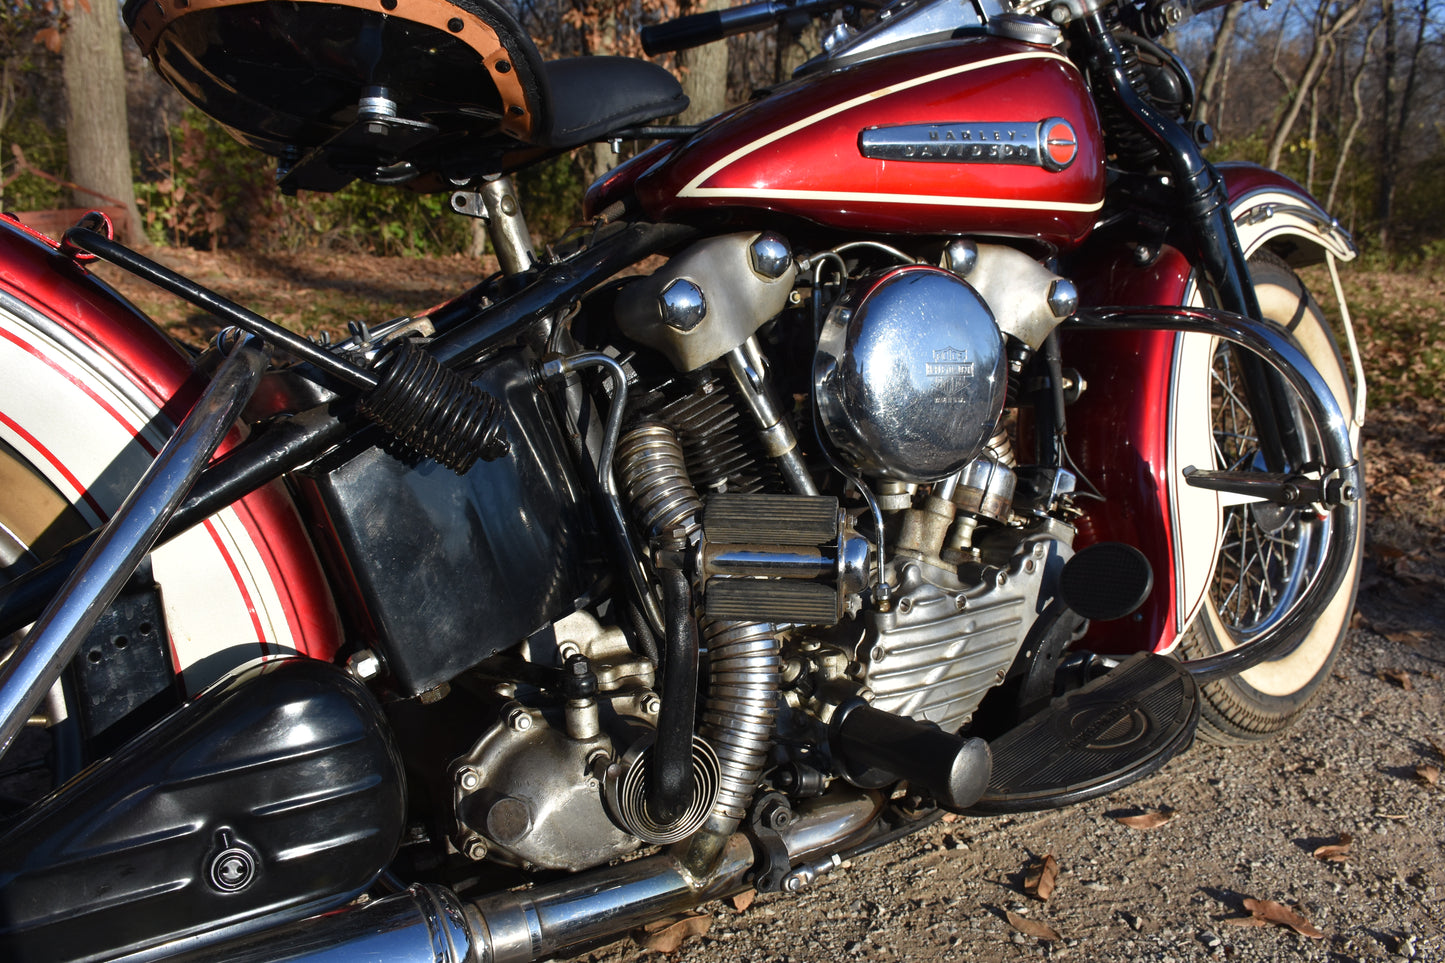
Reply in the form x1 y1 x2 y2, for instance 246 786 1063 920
1196 3 1244 128
1266 0 1368 170
1327 18 1383 211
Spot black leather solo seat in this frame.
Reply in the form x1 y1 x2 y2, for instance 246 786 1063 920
123 0 687 191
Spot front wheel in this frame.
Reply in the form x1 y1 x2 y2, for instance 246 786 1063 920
1177 252 1364 745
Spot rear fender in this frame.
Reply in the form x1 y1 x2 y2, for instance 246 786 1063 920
1070 169 1358 655
0 216 341 694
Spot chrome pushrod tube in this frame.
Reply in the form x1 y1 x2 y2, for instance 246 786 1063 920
1069 307 1362 683
0 338 269 754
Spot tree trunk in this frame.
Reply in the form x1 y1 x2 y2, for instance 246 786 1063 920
775 21 821 83
1196 4 1242 128
1376 0 1397 249
1326 20 1380 212
678 0 730 125
62 2 142 242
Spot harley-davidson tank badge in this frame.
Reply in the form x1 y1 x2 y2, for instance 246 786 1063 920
859 118 1078 172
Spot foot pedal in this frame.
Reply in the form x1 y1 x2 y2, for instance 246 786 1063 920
967 653 1199 814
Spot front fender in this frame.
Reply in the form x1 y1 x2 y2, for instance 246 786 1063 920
1218 162 1357 265
1069 166 1358 656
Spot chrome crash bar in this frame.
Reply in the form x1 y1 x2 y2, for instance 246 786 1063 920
1069 306 1362 684
0 335 269 754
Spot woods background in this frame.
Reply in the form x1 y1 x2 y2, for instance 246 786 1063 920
2 0 1442 259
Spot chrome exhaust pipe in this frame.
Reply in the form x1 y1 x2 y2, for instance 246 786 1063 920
166 791 881 963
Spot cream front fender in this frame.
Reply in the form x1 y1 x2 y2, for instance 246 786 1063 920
1165 165 1364 651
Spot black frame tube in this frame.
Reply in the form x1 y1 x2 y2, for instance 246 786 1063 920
61 228 379 391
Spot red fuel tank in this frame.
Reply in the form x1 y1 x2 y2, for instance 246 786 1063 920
633 38 1104 247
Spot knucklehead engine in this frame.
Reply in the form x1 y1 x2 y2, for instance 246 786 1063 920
444 230 1086 874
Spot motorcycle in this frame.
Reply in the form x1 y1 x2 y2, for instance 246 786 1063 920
0 0 1367 957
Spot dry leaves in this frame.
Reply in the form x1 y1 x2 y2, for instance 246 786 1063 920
729 890 756 913
1381 669 1414 690
1417 764 1441 786
637 913 711 953
1005 910 1060 942
1312 833 1354 862
1024 854 1059 901
1114 811 1174 830
1225 899 1325 939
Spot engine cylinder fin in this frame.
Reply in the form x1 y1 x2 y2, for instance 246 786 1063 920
653 377 782 494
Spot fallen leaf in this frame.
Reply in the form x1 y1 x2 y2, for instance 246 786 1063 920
1429 738 1445 761
1242 898 1325 939
637 913 711 953
33 26 61 54
1024 854 1059 901
1385 631 1426 646
1005 910 1060 942
1114 811 1174 830
1381 670 1414 690
1417 764 1441 786
1221 915 1269 928
730 890 756 913
1312 833 1354 862
941 812 959 823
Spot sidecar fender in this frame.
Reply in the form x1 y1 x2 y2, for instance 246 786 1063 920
0 216 341 694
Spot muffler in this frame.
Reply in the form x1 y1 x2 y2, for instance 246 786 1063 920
156 792 881 963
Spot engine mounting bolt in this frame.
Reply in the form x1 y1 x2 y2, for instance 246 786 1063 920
1033 542 1046 558
346 649 382 681
464 836 489 861
1047 278 1079 319
506 707 534 732
749 232 794 280
641 693 662 716
456 766 481 791
955 594 967 610
784 874 806 892
659 278 707 332
943 238 978 277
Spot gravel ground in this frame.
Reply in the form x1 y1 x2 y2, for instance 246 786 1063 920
570 625 1443 963
571 402 1445 963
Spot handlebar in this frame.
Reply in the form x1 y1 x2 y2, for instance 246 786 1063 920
640 0 849 55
